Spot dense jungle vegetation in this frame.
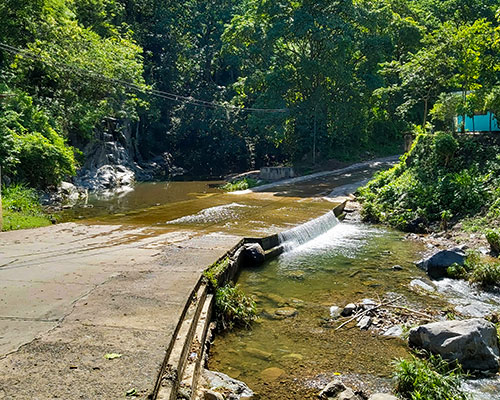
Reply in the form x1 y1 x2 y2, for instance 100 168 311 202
2 0 500 187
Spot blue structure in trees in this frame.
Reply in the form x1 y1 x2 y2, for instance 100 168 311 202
456 112 500 132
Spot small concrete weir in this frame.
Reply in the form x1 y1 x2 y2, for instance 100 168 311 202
278 211 340 251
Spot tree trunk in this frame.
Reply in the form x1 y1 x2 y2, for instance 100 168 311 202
313 107 317 165
423 98 428 127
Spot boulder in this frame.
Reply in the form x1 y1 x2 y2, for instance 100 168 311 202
337 388 360 400
415 248 466 279
239 243 266 266
202 369 254 399
408 318 500 371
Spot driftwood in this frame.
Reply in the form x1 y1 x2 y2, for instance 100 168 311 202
385 304 432 319
334 296 403 331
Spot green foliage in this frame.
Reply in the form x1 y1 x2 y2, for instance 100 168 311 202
485 229 500 254
469 262 500 288
0 91 76 187
1 184 51 231
394 353 468 400
214 284 257 331
358 132 496 231
446 250 500 288
221 178 259 192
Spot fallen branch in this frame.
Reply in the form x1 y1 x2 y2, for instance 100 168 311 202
334 296 403 331
385 305 433 319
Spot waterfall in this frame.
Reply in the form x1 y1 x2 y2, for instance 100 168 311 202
278 211 339 251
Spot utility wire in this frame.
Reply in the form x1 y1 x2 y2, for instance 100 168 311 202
0 41 287 114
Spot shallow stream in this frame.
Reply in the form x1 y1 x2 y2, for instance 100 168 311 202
208 222 500 399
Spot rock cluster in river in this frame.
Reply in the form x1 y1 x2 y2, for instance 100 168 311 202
327 295 433 336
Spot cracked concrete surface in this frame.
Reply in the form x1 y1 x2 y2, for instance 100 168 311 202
0 223 240 399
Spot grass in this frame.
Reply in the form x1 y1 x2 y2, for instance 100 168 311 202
1 184 52 231
214 284 257 331
203 256 231 290
220 177 259 192
394 353 469 400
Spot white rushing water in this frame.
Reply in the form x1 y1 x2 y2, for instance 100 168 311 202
166 203 252 224
278 211 340 251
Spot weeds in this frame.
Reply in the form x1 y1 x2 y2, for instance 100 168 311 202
1 184 51 231
214 284 257 331
394 353 469 400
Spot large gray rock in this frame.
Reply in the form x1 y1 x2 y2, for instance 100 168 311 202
319 379 346 399
239 243 266 266
415 248 466 279
408 318 500 371
202 369 254 399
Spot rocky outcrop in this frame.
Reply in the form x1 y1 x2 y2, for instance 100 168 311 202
75 121 184 192
415 248 466 279
41 181 88 208
408 318 500 371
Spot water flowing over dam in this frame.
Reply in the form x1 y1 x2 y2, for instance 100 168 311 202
278 211 339 251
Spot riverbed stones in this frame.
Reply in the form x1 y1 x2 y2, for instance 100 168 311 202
274 307 298 318
415 248 466 279
341 303 356 316
408 318 500 371
383 325 403 337
319 378 346 399
409 279 436 292
260 367 285 382
202 369 254 399
357 316 371 330
330 306 342 318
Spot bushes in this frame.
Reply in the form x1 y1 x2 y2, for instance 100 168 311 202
1 184 51 231
0 91 77 188
358 131 497 231
214 284 257 331
394 353 468 400
221 178 259 192
446 251 500 288
485 229 500 254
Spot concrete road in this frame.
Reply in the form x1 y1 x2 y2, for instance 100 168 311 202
0 223 240 399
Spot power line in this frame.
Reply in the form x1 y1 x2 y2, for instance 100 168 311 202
0 41 287 114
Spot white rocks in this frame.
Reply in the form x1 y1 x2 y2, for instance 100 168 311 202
383 325 403 338
408 318 500 371
410 279 436 292
330 306 342 318
357 316 371 330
